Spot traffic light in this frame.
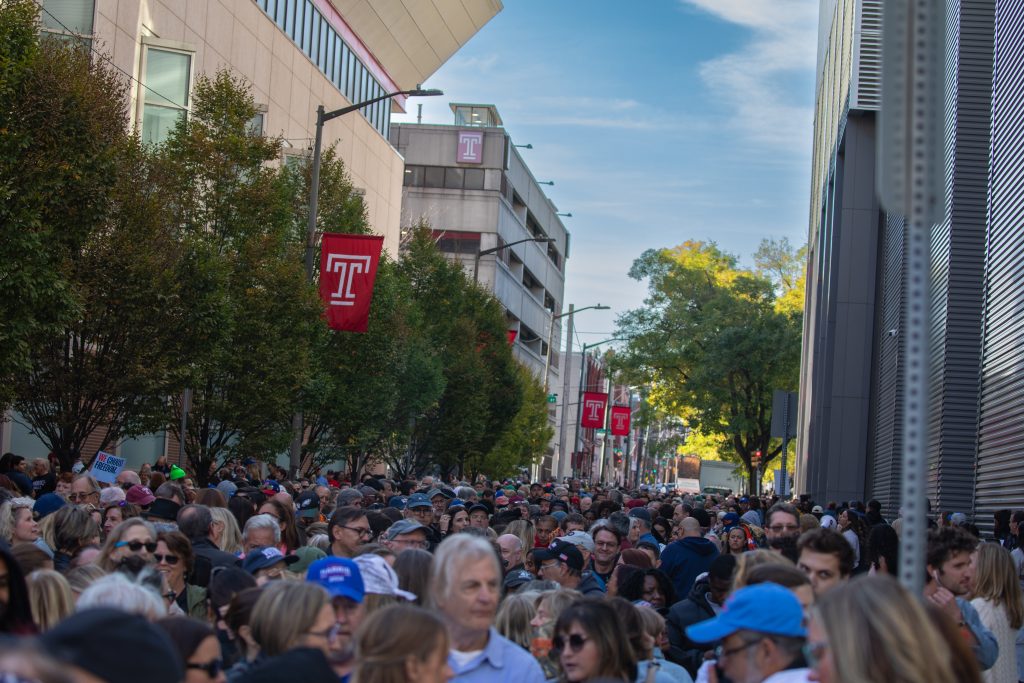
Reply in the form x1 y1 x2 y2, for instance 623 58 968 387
752 450 762 469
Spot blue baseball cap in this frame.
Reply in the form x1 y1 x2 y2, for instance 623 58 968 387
242 546 298 574
406 493 432 509
306 557 364 603
686 583 806 643
388 495 408 509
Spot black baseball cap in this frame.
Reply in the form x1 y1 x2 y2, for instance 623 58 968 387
533 539 584 572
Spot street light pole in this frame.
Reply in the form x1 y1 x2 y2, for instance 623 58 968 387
290 87 442 476
571 337 628 481
472 237 554 284
540 303 608 482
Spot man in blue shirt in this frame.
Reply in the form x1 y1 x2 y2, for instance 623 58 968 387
432 534 546 683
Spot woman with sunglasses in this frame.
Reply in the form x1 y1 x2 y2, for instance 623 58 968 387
96 517 157 571
552 598 636 682
158 616 227 683
157 531 208 620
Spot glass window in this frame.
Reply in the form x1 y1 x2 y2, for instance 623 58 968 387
404 166 424 187
141 47 192 146
41 0 95 35
302 3 313 52
310 12 320 66
266 0 277 22
248 111 265 136
464 168 484 190
424 167 444 188
445 167 465 189
285 0 295 36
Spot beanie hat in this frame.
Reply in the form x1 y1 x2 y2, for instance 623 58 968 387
43 608 183 683
168 465 186 481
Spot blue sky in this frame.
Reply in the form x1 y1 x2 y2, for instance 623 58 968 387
392 0 818 348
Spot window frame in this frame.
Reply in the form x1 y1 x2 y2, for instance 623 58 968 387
137 36 196 146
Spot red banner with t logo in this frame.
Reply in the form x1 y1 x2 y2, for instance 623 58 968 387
610 406 631 435
319 233 384 332
581 392 607 429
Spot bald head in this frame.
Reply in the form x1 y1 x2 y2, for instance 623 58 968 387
680 517 702 538
497 534 523 570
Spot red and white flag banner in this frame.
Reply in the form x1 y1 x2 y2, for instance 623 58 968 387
581 392 608 429
610 406 631 436
319 233 384 333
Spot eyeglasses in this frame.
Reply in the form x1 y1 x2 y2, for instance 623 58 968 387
539 561 562 573
154 553 180 565
714 639 761 660
67 491 98 502
114 540 157 553
802 641 829 668
306 624 340 643
340 525 372 538
551 633 589 654
766 525 800 533
186 659 224 678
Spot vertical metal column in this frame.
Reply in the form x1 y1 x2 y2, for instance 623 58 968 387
879 0 946 594
557 305 575 482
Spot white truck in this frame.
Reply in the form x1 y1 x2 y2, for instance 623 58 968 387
698 459 744 496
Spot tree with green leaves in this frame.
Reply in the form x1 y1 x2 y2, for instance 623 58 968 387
4 14 197 472
400 227 523 479
615 240 802 492
0 2 131 411
159 72 322 485
479 363 553 480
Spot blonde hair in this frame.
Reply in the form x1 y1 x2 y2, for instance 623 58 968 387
251 581 328 657
532 588 581 637
26 570 74 630
0 498 35 544
813 575 957 683
636 604 665 641
353 604 448 683
971 543 1024 629
732 549 791 589
495 591 538 649
209 507 243 555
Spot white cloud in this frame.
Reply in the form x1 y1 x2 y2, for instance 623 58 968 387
680 0 817 154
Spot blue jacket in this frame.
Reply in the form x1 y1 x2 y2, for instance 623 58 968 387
659 537 720 600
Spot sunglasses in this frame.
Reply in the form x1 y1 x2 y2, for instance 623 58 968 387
552 634 589 654
186 659 223 678
154 553 180 565
114 540 157 553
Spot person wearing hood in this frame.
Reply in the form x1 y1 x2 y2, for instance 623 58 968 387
659 517 720 600
666 555 736 677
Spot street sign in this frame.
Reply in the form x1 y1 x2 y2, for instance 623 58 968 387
547 394 557 403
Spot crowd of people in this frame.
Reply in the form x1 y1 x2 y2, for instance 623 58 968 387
0 451 1019 683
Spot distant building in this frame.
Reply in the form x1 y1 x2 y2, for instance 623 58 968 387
391 104 569 476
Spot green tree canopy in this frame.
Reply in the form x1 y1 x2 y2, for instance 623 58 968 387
614 240 802 491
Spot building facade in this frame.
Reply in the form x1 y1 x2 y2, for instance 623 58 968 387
390 105 570 476
798 0 1016 526
1 0 501 468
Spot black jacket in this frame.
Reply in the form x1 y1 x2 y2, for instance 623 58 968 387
665 578 717 677
190 537 240 588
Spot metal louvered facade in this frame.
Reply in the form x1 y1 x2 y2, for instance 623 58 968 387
926 0 991 518
975 0 1024 529
851 0 883 110
802 0 996 518
867 212 906 517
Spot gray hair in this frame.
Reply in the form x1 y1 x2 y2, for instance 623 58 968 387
77 571 166 621
455 486 477 500
430 534 501 608
243 513 281 544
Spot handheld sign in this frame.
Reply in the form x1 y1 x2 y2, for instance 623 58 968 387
89 451 126 485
